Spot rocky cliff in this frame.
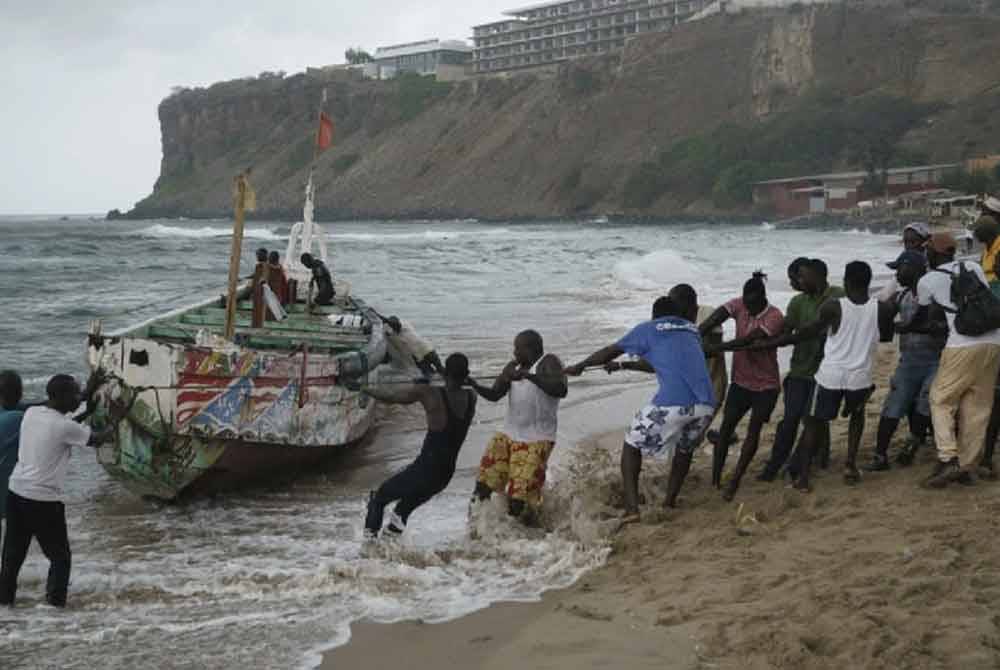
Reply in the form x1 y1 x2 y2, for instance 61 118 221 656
129 0 1000 220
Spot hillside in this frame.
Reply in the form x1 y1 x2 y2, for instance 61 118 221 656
128 1 1000 221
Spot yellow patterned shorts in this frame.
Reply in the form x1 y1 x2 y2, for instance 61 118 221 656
477 433 554 508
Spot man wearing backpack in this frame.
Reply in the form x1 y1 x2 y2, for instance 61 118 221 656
914 232 1000 488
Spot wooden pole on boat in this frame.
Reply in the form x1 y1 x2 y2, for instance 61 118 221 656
224 171 250 340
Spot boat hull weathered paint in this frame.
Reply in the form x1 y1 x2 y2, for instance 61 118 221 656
88 293 387 501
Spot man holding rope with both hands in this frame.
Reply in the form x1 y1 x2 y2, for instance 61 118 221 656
565 286 716 525
469 330 568 526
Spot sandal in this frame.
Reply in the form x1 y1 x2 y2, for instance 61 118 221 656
843 467 861 485
619 511 641 526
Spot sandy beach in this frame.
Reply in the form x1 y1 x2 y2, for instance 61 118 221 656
324 343 1000 670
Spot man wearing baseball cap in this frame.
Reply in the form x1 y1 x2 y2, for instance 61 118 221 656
876 222 930 302
913 232 1000 487
865 250 944 471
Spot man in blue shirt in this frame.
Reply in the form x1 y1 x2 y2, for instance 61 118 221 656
565 286 716 524
0 371 26 543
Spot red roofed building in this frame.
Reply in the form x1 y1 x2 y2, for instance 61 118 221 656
752 164 959 218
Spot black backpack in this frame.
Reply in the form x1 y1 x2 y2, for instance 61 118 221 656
935 262 1000 336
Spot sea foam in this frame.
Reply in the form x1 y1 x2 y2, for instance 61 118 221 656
133 224 285 241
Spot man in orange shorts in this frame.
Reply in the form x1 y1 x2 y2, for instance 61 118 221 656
469 330 567 523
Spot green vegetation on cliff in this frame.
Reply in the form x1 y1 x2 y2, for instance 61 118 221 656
128 2 1000 221
624 93 940 209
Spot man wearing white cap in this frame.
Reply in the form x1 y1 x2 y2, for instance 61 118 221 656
876 222 930 302
913 232 1000 488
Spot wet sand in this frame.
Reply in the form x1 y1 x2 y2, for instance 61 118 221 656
321 590 700 670
322 343 1000 669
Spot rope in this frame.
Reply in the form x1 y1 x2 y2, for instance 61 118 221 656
96 364 614 392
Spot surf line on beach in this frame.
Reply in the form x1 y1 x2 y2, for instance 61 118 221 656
298 381 659 668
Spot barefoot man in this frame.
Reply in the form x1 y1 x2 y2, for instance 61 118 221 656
469 330 567 524
565 292 715 523
753 261 886 491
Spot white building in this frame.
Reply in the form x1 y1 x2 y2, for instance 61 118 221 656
372 39 473 81
472 0 713 75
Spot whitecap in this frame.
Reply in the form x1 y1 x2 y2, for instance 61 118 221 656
613 248 700 290
132 224 285 241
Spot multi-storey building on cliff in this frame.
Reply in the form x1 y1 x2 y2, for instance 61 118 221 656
472 0 712 75
471 0 842 75
371 39 473 81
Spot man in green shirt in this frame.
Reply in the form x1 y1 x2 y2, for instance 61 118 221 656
758 259 845 481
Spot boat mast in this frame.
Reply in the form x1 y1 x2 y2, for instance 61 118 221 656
224 170 253 340
285 89 333 286
301 88 329 256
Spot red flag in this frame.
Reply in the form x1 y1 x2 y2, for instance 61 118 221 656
316 112 335 151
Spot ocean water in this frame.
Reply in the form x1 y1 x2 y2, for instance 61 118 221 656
0 217 901 669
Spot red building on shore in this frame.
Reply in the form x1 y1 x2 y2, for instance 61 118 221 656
752 163 959 218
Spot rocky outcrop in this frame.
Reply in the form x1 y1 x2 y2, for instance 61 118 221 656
128 1 1000 220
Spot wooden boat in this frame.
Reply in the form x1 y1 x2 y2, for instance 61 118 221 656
86 292 386 500
86 102 393 501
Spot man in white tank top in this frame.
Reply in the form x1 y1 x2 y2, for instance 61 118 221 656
469 330 567 523
755 261 889 491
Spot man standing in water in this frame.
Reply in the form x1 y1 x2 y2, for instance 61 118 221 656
566 292 715 522
0 373 111 607
359 354 477 538
0 371 26 544
470 330 567 524
300 253 334 306
755 262 883 491
758 259 844 482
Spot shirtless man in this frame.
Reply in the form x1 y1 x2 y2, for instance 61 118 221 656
469 330 567 523
359 354 477 538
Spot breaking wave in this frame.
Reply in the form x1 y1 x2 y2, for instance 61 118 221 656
328 228 512 243
1 436 621 670
613 248 702 291
132 224 285 241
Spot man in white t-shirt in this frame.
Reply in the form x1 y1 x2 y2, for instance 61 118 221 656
384 316 444 379
0 374 111 608
912 232 1000 488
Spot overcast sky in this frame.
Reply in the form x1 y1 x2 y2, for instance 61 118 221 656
0 1 503 215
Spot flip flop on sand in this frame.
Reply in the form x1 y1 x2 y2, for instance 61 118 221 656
619 511 641 526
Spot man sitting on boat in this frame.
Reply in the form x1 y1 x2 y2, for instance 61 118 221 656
384 316 444 379
357 354 477 539
300 253 334 306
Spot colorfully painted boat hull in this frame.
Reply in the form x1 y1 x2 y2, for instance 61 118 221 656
87 293 387 501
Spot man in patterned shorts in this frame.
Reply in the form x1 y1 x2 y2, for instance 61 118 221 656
469 330 568 524
565 289 716 524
